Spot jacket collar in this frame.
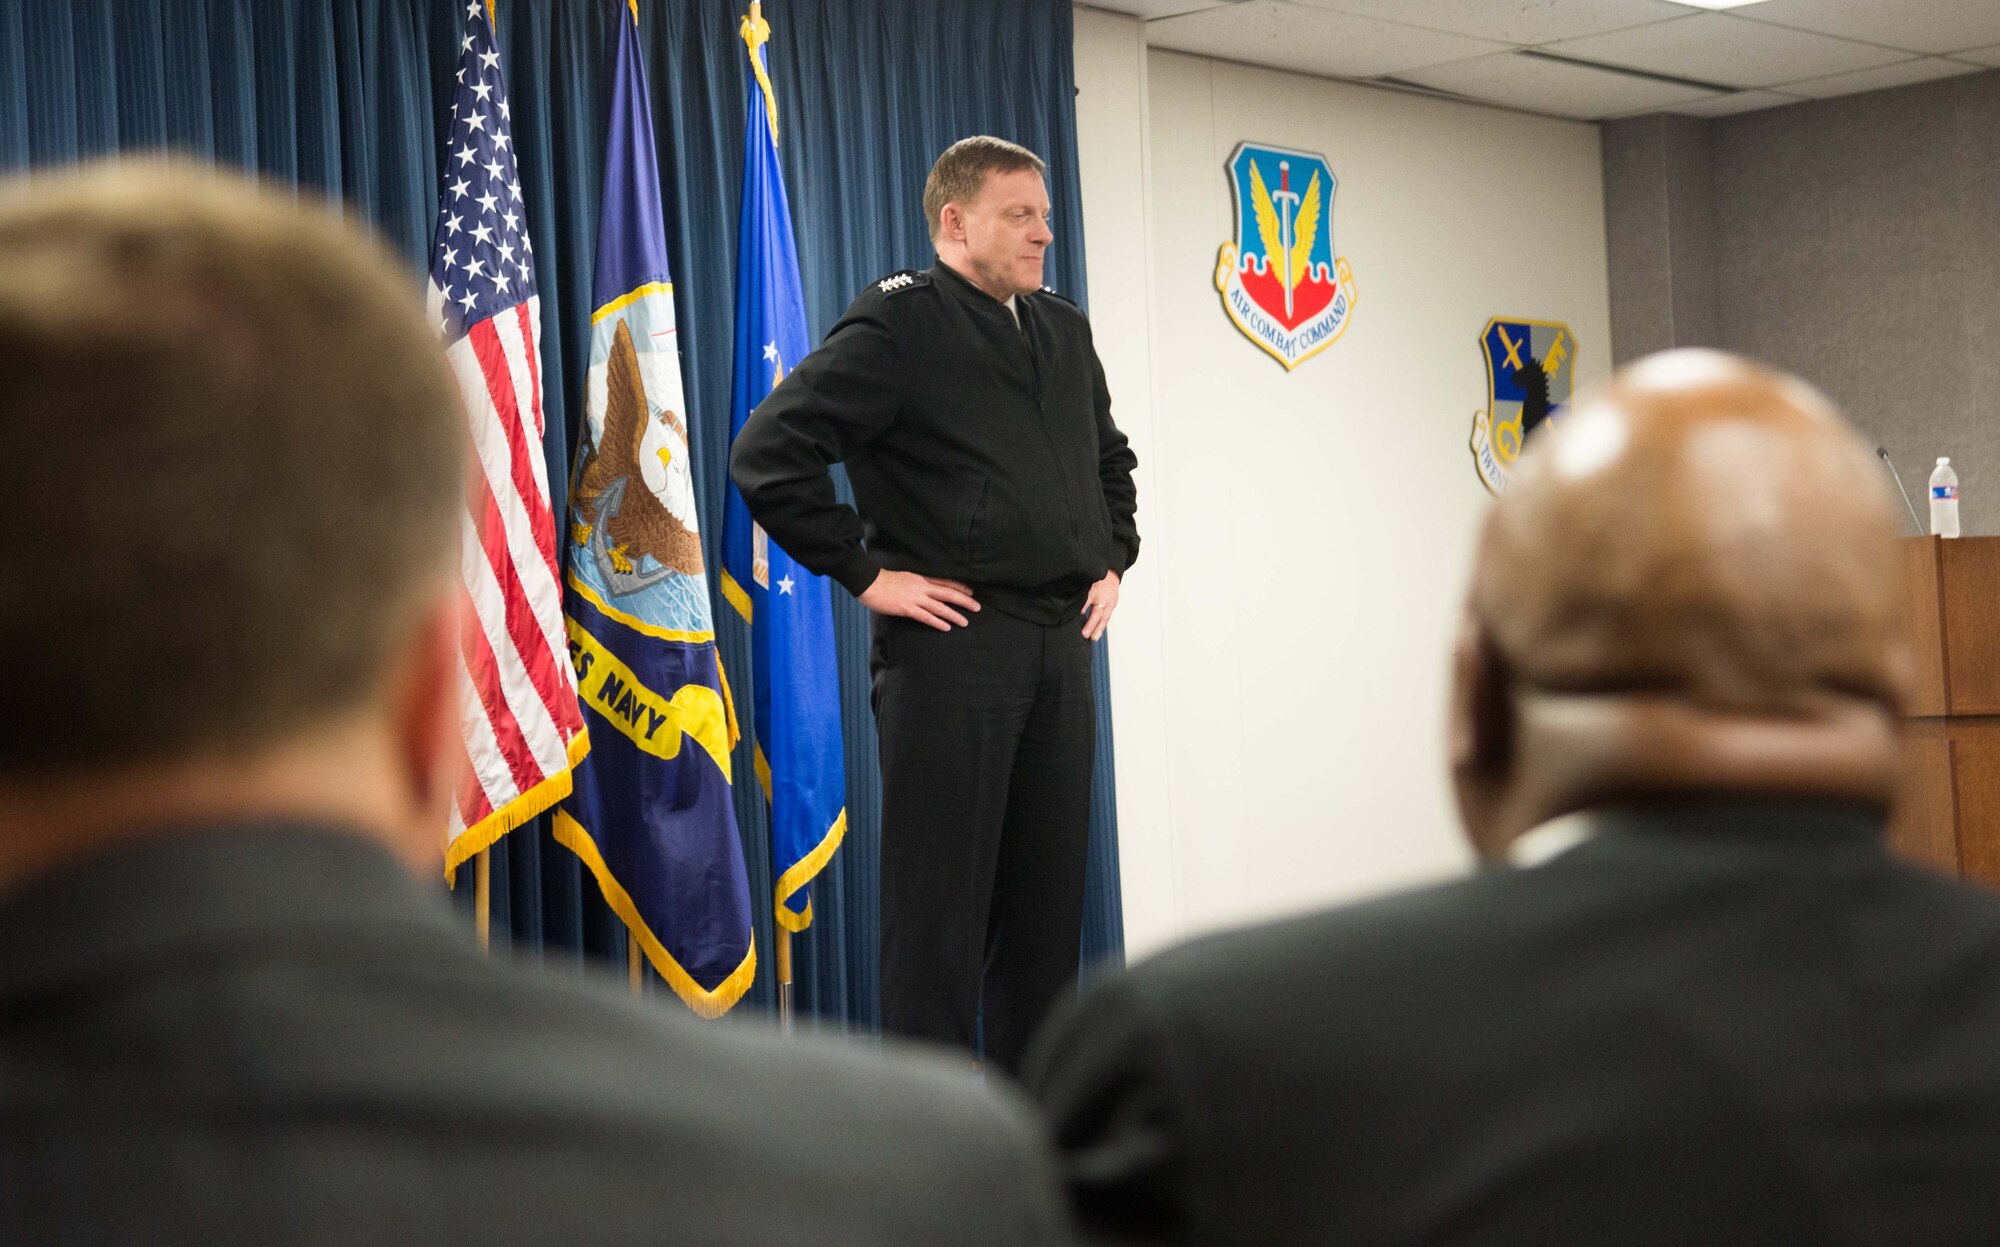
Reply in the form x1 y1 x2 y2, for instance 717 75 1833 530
1506 811 1600 869
1544 796 1886 868
929 260 1021 314
0 824 466 999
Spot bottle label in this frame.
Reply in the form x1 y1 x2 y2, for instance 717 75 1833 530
1933 485 1959 500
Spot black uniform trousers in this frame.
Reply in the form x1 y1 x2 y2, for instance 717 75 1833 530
871 602 1096 1073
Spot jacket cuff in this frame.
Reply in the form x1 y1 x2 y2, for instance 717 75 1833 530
831 548 882 599
1109 540 1136 577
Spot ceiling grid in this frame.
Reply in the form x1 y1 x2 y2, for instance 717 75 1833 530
1082 0 2000 119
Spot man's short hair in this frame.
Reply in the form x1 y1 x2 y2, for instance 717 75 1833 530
0 163 465 777
923 136 1046 242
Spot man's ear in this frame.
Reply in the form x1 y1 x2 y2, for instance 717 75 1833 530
939 202 965 242
1449 614 1514 860
389 589 462 874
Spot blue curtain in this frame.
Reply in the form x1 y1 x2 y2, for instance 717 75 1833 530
0 0 1123 1030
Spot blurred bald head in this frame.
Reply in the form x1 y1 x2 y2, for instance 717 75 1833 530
1451 349 1910 856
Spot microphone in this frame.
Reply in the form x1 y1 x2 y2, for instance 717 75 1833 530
1877 447 1925 535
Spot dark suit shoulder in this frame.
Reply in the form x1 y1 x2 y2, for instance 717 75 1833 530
3 920 1072 1246
850 269 932 307
1028 820 2000 1247
1020 876 1527 1243
831 270 937 338
1122 867 1530 1002
448 962 1076 1246
0 831 1067 1245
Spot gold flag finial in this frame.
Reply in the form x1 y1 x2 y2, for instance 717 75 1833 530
740 6 779 142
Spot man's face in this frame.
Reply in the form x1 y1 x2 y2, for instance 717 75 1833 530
952 167 1053 299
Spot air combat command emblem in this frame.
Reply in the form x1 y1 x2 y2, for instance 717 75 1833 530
1471 318 1576 494
1214 142 1355 372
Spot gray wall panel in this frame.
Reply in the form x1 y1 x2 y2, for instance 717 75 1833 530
1602 114 1716 362
1603 115 1676 360
1665 116 1716 349
1605 70 2000 534
1957 77 2000 484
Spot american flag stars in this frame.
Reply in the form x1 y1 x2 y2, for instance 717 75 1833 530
428 3 534 339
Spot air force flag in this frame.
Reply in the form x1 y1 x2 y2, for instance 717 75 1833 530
721 10 848 935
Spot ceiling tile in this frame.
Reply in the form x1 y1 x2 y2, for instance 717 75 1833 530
1144 1 1510 80
1658 88 1805 116
1296 0 1687 46
1953 44 2000 68
1778 55 1986 98
1546 12 1910 88
1398 49 1724 118
1732 0 2000 57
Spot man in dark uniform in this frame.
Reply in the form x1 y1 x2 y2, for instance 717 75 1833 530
731 136 1139 1072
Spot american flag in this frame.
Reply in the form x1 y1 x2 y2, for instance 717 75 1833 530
430 0 587 879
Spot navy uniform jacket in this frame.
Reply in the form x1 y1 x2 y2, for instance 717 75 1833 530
1026 798 2000 1247
730 262 1139 626
0 826 1078 1246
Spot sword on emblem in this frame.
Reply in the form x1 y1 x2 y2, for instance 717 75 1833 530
1274 160 1300 321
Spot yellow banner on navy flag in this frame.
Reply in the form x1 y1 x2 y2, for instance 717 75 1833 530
565 611 731 776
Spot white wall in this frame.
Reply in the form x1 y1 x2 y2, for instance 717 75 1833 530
1073 8 1615 960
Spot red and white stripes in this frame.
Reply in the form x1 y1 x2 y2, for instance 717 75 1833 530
442 295 587 876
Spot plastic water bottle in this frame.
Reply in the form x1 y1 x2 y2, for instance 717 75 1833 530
1930 457 1960 538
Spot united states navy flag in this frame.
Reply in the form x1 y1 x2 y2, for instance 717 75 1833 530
721 9 847 935
555 0 755 1016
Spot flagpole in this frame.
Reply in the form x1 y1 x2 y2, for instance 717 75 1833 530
756 0 780 1031
776 927 794 1031
470 0 498 963
748 0 791 1032
475 850 491 951
629 941 644 995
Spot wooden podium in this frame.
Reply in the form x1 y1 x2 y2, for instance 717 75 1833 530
1889 535 2000 882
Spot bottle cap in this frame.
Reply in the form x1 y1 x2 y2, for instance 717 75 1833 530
1939 457 1951 465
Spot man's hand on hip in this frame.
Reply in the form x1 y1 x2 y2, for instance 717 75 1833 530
1082 570 1120 641
859 570 981 631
